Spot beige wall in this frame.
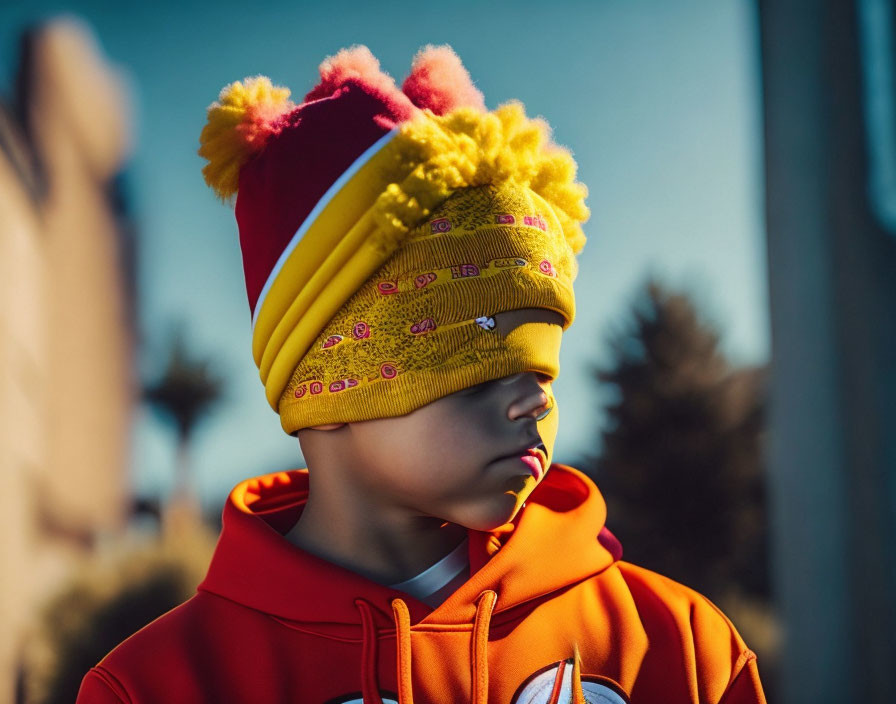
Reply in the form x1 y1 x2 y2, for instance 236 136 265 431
0 17 134 703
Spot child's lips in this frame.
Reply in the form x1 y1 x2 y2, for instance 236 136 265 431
529 446 547 480
503 447 546 481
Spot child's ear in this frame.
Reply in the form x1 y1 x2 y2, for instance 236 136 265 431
307 423 347 431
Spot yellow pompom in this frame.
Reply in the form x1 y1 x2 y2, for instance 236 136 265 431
372 101 590 257
198 76 295 202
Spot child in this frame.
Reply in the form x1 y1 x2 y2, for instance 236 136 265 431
77 45 768 703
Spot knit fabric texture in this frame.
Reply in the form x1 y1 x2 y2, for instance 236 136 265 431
278 183 576 434
196 45 590 434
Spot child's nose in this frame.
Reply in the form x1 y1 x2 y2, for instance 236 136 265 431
504 374 553 421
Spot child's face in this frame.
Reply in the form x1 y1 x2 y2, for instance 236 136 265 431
302 308 563 532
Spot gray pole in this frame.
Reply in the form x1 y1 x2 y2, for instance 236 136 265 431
757 0 896 701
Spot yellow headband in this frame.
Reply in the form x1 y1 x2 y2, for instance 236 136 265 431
277 182 577 434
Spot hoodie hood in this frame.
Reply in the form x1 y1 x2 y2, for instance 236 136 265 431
197 463 623 703
200 463 621 625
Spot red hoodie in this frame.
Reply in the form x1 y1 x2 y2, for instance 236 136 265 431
76 464 767 703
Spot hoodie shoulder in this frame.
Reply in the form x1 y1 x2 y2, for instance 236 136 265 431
613 561 762 704
76 666 130 703
79 590 269 702
97 591 216 662
80 593 207 701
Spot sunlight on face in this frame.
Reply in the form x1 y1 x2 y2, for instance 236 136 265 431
300 308 564 531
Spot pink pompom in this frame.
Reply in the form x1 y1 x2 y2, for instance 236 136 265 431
305 45 403 103
402 44 485 115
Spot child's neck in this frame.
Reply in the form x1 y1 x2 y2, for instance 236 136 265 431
284 492 468 587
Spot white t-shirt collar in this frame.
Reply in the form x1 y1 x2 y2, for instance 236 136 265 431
389 536 470 607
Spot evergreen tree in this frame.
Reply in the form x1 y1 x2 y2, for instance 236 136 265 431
581 278 769 603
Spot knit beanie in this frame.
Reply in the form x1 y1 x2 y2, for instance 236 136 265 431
198 45 589 435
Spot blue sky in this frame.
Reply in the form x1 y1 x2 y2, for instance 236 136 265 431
0 0 768 510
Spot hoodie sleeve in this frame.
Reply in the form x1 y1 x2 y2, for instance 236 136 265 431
688 592 768 704
614 562 770 703
718 653 767 704
76 667 130 703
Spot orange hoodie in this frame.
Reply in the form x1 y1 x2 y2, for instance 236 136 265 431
76 464 767 703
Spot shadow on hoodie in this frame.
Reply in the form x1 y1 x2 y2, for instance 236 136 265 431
76 464 767 703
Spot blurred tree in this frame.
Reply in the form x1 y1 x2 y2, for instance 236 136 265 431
34 563 189 704
580 278 770 603
26 522 217 704
142 322 226 534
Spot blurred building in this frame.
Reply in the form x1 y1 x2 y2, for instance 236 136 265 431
759 1 896 701
0 17 135 703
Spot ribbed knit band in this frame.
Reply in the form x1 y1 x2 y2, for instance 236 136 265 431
277 183 576 433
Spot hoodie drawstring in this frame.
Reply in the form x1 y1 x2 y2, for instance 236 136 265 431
391 598 415 704
471 590 497 704
360 592 497 704
355 599 386 704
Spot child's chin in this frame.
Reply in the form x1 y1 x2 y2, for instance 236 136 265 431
456 493 530 532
